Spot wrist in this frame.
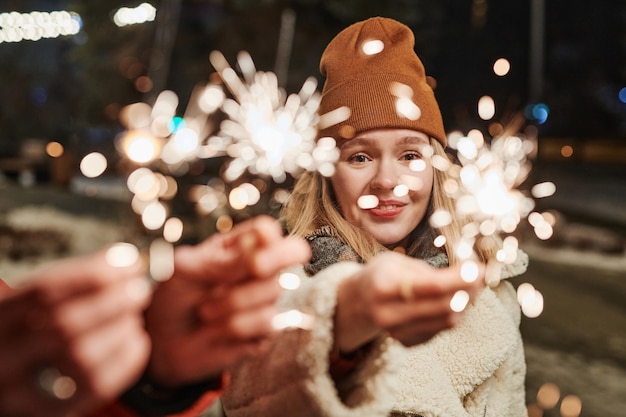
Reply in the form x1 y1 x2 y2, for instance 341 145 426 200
335 275 379 352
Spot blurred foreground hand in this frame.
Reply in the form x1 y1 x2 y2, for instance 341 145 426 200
146 215 311 386
0 245 151 417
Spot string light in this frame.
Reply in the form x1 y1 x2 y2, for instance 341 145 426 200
0 10 81 43
112 3 157 27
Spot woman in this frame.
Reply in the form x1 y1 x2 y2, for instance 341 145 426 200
221 17 528 417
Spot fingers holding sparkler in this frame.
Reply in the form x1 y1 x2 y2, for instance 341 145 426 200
334 252 486 352
144 216 311 386
172 215 309 285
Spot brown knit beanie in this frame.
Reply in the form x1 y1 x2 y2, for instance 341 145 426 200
318 17 446 147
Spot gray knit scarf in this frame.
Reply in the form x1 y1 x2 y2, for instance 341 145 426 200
304 226 449 276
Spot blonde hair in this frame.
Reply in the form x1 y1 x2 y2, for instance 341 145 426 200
281 138 496 264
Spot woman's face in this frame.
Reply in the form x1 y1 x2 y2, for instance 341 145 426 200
330 129 434 248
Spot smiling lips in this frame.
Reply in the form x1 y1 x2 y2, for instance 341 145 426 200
367 200 406 218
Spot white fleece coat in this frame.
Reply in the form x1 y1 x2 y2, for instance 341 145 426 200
221 253 529 417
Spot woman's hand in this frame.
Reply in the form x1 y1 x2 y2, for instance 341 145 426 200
335 251 485 353
145 215 311 386
0 248 151 417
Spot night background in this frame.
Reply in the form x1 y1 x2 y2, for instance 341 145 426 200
1 0 625 163
0 1 625 417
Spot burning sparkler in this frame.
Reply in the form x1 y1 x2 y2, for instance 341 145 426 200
352 89 554 317
441 112 558 318
208 50 339 183
113 50 349 329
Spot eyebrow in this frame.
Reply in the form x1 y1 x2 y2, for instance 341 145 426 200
398 136 430 146
339 135 429 150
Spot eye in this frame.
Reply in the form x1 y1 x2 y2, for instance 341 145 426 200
401 151 422 161
347 153 370 164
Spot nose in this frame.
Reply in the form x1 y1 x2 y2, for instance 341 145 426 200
370 159 398 192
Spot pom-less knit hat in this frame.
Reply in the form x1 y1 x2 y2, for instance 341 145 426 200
317 17 446 147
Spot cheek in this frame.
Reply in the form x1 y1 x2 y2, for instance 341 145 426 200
405 169 434 199
406 175 433 215
330 172 362 218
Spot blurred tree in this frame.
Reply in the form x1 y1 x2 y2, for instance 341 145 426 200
0 6 80 155
67 1 155 135
1 0 622 162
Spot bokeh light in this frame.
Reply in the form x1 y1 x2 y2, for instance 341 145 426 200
37 368 77 400
215 214 234 232
478 95 496 120
45 141 64 157
278 272 301 290
560 395 582 417
560 145 574 158
105 242 140 268
460 260 479 282
357 195 379 210
121 131 160 164
79 152 107 178
149 239 175 282
163 217 183 243
517 282 544 318
361 39 384 55
434 235 447 248
0 10 81 44
450 290 470 312
112 2 156 27
531 181 556 199
272 309 315 330
525 103 550 124
536 382 561 409
430 209 452 228
135 76 153 93
493 58 511 76
393 184 409 197
141 201 167 230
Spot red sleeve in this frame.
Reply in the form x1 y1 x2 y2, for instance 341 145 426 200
328 342 373 382
0 279 12 293
90 390 222 417
89 373 230 417
0 279 14 299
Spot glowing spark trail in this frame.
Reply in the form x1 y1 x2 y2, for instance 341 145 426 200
116 41 553 323
209 50 338 183
432 120 553 317
116 51 342 329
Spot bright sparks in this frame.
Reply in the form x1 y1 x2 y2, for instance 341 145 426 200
443 132 537 245
431 117 555 317
209 50 339 182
